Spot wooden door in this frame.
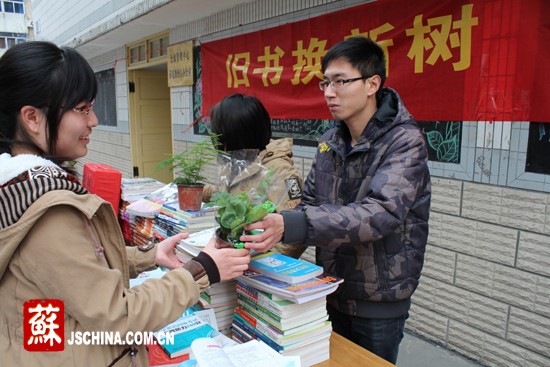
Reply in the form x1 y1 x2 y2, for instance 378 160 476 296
129 69 173 184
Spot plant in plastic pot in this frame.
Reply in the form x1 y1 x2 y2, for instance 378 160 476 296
157 136 221 211
205 191 276 248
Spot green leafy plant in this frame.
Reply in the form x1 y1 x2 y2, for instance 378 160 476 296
157 136 221 186
206 191 276 244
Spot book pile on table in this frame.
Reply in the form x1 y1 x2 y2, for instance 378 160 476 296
132 215 156 247
154 201 217 236
175 227 217 262
121 177 165 203
175 228 238 334
232 251 343 367
149 307 237 367
118 200 134 245
198 280 238 334
120 182 176 246
129 269 237 366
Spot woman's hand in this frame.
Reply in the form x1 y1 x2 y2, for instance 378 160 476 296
155 233 188 269
240 213 284 253
202 236 251 281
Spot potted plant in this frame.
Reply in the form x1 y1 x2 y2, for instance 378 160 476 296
205 191 276 248
158 137 221 211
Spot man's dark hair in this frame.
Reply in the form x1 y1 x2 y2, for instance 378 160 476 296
321 36 386 102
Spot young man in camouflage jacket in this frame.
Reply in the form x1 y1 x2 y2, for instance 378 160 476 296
243 36 431 364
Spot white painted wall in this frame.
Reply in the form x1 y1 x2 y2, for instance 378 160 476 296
0 0 32 57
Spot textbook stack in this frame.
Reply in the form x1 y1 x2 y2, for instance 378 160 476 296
174 228 238 334
154 201 217 235
232 252 343 366
150 307 237 365
175 227 217 262
131 215 156 247
121 177 165 203
118 179 172 246
198 280 238 334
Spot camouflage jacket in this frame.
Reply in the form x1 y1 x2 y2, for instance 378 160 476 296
282 88 431 318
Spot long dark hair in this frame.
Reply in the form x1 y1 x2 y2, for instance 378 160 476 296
0 41 97 161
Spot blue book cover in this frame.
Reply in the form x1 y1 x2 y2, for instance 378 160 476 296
249 251 323 284
237 272 344 304
154 313 219 358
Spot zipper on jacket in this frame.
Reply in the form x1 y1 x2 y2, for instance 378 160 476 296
107 345 137 367
340 156 347 203
130 346 138 367
107 346 134 367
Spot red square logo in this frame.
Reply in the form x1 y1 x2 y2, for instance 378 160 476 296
23 299 64 352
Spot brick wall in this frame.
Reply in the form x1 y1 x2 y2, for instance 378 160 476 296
407 178 550 367
75 129 133 178
290 177 550 366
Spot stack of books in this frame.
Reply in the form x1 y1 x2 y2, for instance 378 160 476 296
175 227 217 262
232 252 343 366
198 280 238 334
121 177 165 203
118 200 134 246
120 182 178 246
175 228 238 334
149 308 237 366
132 215 156 247
155 201 217 235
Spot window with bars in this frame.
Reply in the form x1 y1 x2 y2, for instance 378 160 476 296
526 122 550 174
0 33 26 49
94 69 117 127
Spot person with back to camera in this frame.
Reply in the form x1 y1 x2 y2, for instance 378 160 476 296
0 41 251 366
203 93 305 259
240 36 432 363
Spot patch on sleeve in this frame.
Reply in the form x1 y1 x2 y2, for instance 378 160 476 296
318 142 331 153
285 177 302 200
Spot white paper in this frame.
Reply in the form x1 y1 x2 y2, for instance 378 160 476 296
191 338 300 367
129 267 167 288
193 308 219 331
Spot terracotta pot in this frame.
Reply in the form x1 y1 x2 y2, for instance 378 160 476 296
176 183 204 211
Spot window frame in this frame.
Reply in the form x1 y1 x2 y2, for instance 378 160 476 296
94 68 118 128
127 30 169 69
2 0 24 14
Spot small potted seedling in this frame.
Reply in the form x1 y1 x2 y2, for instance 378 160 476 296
205 191 276 248
158 136 222 211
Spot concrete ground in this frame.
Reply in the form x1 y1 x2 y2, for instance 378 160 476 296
396 332 483 367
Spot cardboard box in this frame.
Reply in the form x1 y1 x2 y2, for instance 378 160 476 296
82 163 122 215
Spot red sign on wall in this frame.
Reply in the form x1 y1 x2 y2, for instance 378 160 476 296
201 0 549 122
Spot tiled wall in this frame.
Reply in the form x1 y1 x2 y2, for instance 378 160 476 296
407 178 550 366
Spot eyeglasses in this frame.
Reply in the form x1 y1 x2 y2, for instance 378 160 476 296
318 76 370 91
72 100 95 116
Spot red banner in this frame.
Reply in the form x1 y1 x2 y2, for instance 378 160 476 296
201 0 550 122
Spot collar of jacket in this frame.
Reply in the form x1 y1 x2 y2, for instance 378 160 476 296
330 87 411 151
0 153 60 185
